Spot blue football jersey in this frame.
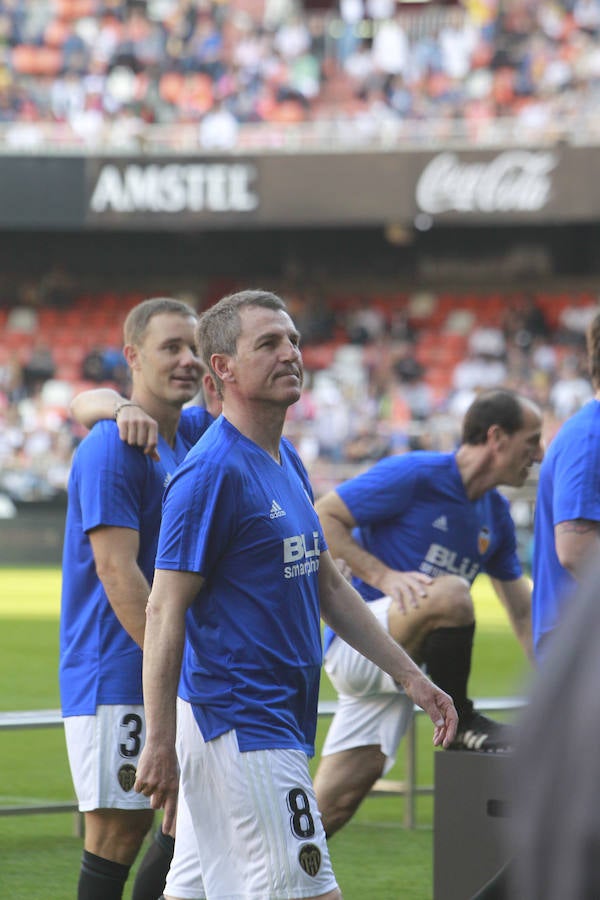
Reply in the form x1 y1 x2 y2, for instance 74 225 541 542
156 416 327 756
324 451 521 653
532 400 600 655
59 406 213 716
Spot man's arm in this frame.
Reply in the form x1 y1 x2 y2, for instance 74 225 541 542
555 519 600 578
134 568 204 833
318 551 457 747
89 526 151 648
315 490 431 613
490 575 534 664
70 387 159 460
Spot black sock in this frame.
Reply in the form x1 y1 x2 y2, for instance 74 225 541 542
131 829 175 900
78 849 130 900
421 623 475 719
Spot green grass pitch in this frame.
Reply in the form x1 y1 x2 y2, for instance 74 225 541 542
0 567 532 899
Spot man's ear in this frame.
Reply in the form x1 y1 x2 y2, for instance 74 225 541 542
123 344 138 369
202 371 222 417
488 423 505 447
211 352 234 385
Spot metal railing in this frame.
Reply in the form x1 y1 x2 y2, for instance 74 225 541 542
1 111 600 157
1 696 525 830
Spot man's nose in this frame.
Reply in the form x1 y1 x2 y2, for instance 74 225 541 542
180 347 200 367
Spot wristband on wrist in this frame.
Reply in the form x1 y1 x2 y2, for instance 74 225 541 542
114 400 141 421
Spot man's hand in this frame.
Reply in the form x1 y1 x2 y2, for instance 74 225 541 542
400 671 458 748
134 742 179 833
333 557 352 583
379 570 433 615
116 405 160 461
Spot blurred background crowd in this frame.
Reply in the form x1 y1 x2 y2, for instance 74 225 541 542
0 272 597 509
2 0 600 564
1 0 600 150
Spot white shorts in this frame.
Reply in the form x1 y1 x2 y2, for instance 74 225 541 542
322 596 415 775
64 704 152 812
175 698 338 900
165 785 206 900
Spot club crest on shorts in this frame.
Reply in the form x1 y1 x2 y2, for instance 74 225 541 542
298 843 321 877
477 525 491 555
117 763 137 792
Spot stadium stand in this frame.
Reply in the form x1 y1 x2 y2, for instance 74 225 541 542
1 1 599 151
0 279 597 507
1 0 599 530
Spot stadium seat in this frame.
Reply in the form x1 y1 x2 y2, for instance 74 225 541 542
44 18 70 48
11 45 63 77
54 0 96 20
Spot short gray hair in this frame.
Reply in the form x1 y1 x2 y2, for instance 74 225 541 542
196 289 288 396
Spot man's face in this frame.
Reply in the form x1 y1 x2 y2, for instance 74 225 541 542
222 305 303 408
129 312 202 406
496 403 545 487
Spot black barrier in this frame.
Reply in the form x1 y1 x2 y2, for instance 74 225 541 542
0 500 66 565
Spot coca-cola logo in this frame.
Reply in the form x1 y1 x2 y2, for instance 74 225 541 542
416 151 557 215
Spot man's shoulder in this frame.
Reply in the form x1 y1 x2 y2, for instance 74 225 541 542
180 405 214 435
76 419 119 454
388 449 453 476
74 419 145 468
543 401 600 466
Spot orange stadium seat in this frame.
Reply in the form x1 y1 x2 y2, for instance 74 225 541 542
12 45 63 77
159 72 185 106
53 0 96 20
300 342 338 370
44 18 70 48
182 74 214 115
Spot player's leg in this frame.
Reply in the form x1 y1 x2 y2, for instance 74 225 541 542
82 808 155 897
164 783 207 900
389 574 475 709
176 698 342 900
389 574 512 751
64 705 155 900
313 743 386 839
131 823 175 900
314 598 414 837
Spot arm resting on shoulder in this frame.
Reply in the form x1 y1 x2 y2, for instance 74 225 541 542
70 387 159 459
70 387 124 429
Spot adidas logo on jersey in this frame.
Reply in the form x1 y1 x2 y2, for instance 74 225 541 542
270 500 286 519
432 515 448 531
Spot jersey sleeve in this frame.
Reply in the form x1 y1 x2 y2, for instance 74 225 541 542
76 422 148 533
336 454 419 525
156 456 239 576
552 432 600 525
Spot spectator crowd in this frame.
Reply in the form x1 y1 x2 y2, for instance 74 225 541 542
1 0 600 149
0 275 598 508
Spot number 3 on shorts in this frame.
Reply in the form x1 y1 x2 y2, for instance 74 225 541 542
119 712 143 758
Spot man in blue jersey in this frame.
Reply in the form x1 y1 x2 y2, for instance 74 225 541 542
311 389 543 838
133 289 457 900
532 311 600 659
60 296 216 900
